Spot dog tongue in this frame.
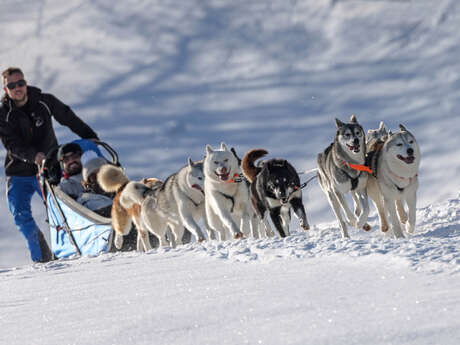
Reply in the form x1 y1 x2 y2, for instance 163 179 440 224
220 173 229 181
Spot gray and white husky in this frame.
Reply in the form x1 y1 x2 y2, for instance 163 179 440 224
317 115 370 238
366 124 420 238
204 143 257 240
141 158 208 247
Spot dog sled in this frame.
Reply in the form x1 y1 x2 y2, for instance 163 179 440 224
40 139 136 259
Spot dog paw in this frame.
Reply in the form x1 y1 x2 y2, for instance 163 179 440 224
380 224 389 233
362 223 371 231
301 224 310 231
198 237 206 243
233 232 244 240
406 223 415 234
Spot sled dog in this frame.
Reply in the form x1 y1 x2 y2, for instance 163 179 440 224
98 165 162 251
366 124 420 238
241 148 310 238
141 158 208 247
204 143 256 240
317 115 370 238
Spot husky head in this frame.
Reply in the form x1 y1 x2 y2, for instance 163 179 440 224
384 124 420 176
335 115 366 159
366 121 388 151
204 142 240 182
186 158 205 194
263 159 300 204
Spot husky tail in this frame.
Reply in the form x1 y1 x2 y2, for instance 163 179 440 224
241 148 268 183
98 165 130 193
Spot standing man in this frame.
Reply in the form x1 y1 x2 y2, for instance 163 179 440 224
0 67 99 263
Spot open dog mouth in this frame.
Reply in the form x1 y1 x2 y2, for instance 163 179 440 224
191 184 204 194
397 154 415 164
280 197 289 204
346 144 360 153
214 170 230 181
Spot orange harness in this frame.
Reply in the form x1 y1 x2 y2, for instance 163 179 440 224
227 173 244 183
345 162 373 174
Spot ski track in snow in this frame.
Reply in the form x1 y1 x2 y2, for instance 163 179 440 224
2 192 459 277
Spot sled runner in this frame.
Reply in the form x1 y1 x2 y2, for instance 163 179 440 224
40 139 136 259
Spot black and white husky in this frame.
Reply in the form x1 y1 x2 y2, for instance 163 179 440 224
241 148 310 238
366 124 420 238
141 158 208 247
317 115 370 238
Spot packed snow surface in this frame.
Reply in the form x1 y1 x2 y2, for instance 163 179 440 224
1 1 460 344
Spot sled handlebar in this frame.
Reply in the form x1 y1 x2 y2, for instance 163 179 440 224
94 140 121 167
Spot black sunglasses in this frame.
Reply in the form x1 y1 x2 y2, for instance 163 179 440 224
6 79 26 90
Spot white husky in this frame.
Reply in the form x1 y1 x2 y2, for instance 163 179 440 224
141 158 208 247
366 124 420 238
204 143 257 240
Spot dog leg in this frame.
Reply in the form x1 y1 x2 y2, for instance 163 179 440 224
405 191 417 234
367 180 389 232
263 218 275 237
290 197 310 231
326 191 349 238
169 223 185 246
334 191 358 228
396 200 408 225
208 195 243 239
356 190 370 230
250 214 261 239
133 216 152 252
280 207 291 237
352 192 361 217
270 207 287 237
384 195 405 239
179 211 206 243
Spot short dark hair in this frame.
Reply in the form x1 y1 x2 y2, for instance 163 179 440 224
2 67 24 85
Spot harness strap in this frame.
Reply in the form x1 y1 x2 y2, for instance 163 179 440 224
218 191 235 213
345 162 373 174
227 173 244 183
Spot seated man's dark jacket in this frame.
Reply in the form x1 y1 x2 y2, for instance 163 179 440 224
0 86 98 176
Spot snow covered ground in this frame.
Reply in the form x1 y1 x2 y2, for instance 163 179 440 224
1 1 459 344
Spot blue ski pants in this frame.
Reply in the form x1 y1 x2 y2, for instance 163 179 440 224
6 175 45 262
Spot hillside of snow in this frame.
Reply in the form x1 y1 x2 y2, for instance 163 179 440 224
1 1 460 344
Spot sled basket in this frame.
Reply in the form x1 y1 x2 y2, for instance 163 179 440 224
40 139 122 259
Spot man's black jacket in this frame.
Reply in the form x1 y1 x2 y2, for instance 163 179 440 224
0 86 98 176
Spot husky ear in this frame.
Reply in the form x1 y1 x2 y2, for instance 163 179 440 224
335 118 345 128
187 157 194 167
350 114 358 123
205 145 213 155
378 121 385 131
388 130 393 137
220 142 228 151
399 124 408 132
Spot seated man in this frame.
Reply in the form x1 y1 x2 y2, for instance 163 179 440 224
77 157 113 217
58 143 85 199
